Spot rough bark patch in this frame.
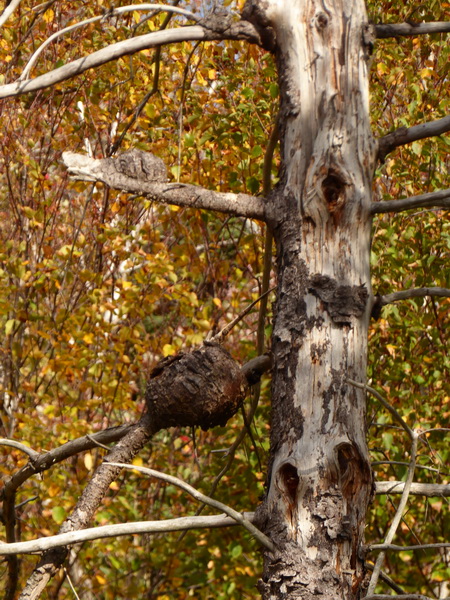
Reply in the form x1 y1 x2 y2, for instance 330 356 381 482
145 343 248 430
309 274 368 324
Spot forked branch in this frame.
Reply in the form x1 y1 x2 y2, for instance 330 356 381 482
0 20 260 100
378 115 450 161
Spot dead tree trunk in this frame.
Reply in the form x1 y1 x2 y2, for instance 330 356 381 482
243 1 376 598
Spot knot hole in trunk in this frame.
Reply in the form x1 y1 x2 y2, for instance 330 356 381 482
336 442 372 499
278 462 299 505
322 168 347 214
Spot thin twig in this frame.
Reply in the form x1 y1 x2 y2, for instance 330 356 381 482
346 379 413 439
20 4 199 80
107 462 275 552
367 431 419 595
210 287 276 343
370 542 450 551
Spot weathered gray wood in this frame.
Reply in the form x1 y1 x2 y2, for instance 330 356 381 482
243 1 376 598
63 151 266 220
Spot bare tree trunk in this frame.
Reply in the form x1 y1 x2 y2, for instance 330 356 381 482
243 1 376 597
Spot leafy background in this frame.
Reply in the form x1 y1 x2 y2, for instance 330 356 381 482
0 0 448 598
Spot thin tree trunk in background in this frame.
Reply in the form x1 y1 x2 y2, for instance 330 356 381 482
243 1 376 597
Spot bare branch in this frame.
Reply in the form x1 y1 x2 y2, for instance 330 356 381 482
20 4 201 80
365 564 407 595
0 21 260 100
0 439 39 461
0 0 23 28
16 415 156 599
378 115 450 162
365 595 437 600
370 542 450 552
108 462 275 551
375 481 450 497
367 432 419 595
2 423 135 500
211 288 276 342
371 188 450 214
0 513 256 556
376 287 450 307
63 151 266 221
375 21 450 38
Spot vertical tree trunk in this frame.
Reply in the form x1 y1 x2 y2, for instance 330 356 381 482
244 1 376 598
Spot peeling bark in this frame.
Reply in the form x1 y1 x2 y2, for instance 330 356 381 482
244 0 375 598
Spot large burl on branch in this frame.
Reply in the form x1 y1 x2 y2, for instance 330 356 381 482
145 343 249 430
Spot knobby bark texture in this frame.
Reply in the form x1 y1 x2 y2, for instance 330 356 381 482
243 0 376 598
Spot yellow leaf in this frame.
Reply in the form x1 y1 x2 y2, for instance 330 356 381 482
132 457 143 467
84 452 93 471
197 72 207 86
48 483 61 498
96 575 107 585
386 344 396 357
83 333 94 344
43 9 54 23
213 297 222 308
419 67 433 79
163 344 175 357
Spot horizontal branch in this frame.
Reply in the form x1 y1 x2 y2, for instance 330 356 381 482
1 478 446 556
0 20 260 99
365 595 436 600
63 151 266 220
371 188 450 214
375 21 450 38
375 481 450 497
370 542 450 552
378 115 450 161
0 513 256 555
377 287 450 307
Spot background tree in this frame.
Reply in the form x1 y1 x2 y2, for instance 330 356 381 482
0 1 449 600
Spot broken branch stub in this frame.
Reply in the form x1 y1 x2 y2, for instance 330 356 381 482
145 343 248 430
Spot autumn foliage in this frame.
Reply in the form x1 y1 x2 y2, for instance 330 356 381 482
0 1 449 598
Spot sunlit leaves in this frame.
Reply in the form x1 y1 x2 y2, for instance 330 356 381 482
367 3 449 594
